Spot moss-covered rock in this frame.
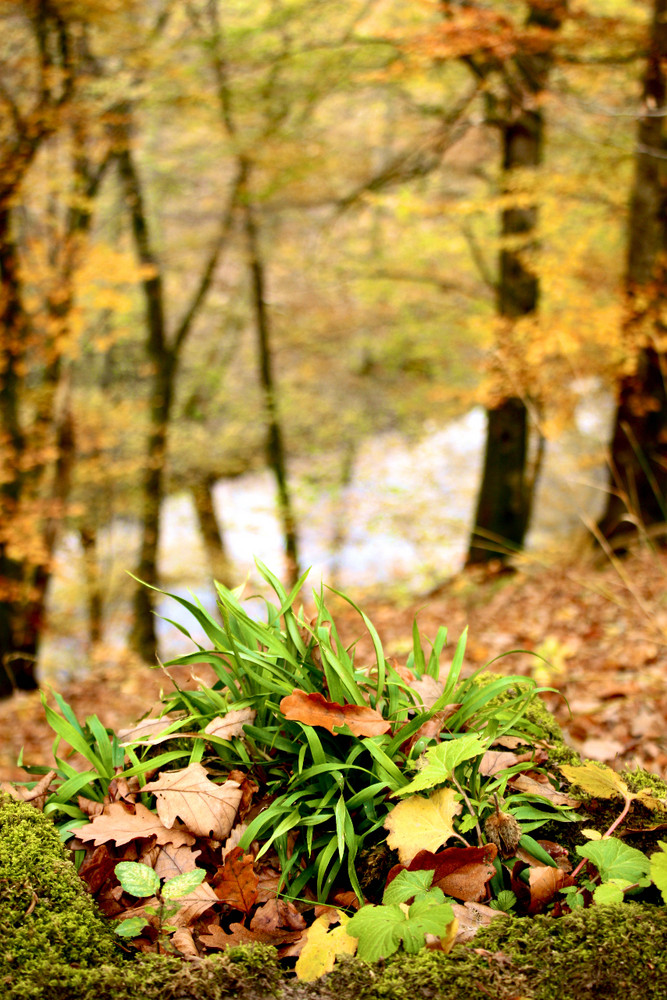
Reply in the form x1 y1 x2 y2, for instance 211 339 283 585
0 791 118 993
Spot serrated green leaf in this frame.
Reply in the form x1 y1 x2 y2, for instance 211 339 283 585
161 868 207 899
401 895 455 953
576 838 650 883
649 841 667 904
345 904 404 962
382 869 434 906
115 861 160 898
592 882 625 905
394 734 488 796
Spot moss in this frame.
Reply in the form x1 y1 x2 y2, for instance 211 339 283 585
0 792 118 990
17 947 282 1000
317 904 667 1000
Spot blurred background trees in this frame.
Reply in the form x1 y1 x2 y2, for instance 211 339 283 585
0 0 662 690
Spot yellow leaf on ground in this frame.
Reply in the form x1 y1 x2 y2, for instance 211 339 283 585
295 911 357 981
384 787 462 865
559 762 629 800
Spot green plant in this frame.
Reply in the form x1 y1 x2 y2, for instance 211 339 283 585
345 868 455 962
114 861 207 950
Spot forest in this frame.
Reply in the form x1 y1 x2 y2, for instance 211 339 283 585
6 4 667 997
1 0 666 695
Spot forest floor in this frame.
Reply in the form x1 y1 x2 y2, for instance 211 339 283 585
2 545 667 783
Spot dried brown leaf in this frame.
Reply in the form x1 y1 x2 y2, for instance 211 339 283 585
142 763 242 840
72 802 196 848
204 709 256 741
213 845 258 914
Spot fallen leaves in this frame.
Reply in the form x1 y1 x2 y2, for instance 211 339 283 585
213 846 258 914
73 801 196 847
279 689 391 737
384 787 462 864
142 763 242 839
294 911 357 981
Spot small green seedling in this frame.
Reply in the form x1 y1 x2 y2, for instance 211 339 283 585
114 861 206 950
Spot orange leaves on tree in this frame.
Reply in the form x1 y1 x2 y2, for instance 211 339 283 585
280 689 391 737
213 845 259 914
142 763 242 840
384 788 462 864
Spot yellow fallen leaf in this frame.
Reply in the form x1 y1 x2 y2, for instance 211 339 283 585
384 787 462 864
425 915 459 953
559 762 629 800
295 911 357 981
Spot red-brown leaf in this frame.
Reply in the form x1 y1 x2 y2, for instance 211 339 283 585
280 689 390 737
213 845 258 914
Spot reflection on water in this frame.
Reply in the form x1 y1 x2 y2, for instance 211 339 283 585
41 396 614 680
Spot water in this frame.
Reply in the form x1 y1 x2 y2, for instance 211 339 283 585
41 393 615 679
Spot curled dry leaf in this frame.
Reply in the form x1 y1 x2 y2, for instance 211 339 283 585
221 822 248 860
72 801 196 848
171 927 199 957
204 708 256 741
168 881 219 928
280 689 391 737
509 772 579 807
152 842 202 881
142 763 242 840
118 717 179 746
527 865 574 915
1 770 57 811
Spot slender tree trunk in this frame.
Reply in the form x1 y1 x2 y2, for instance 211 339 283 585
80 523 103 649
192 475 234 588
467 1 564 566
243 199 300 585
116 125 238 659
598 0 667 545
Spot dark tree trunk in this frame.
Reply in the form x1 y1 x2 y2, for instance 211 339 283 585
191 475 234 588
466 1 564 567
243 198 300 586
80 524 103 649
598 0 667 545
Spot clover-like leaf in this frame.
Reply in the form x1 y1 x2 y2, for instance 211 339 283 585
115 861 160 898
161 867 207 900
576 838 650 883
394 734 488 797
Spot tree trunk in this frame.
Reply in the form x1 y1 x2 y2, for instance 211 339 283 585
191 475 234 588
243 198 300 586
598 0 667 545
466 1 564 567
80 524 103 650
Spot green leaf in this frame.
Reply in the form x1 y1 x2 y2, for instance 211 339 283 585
394 733 488 796
592 882 625 905
345 904 405 962
382 869 434 905
401 895 454 953
161 868 207 899
115 861 160 898
649 841 667 904
115 916 150 937
575 838 651 883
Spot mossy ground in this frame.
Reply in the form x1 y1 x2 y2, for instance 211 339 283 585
3 683 667 1000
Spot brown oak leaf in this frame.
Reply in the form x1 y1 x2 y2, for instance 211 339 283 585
280 689 390 737
213 845 258 914
142 763 242 839
204 709 256 741
72 802 196 847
